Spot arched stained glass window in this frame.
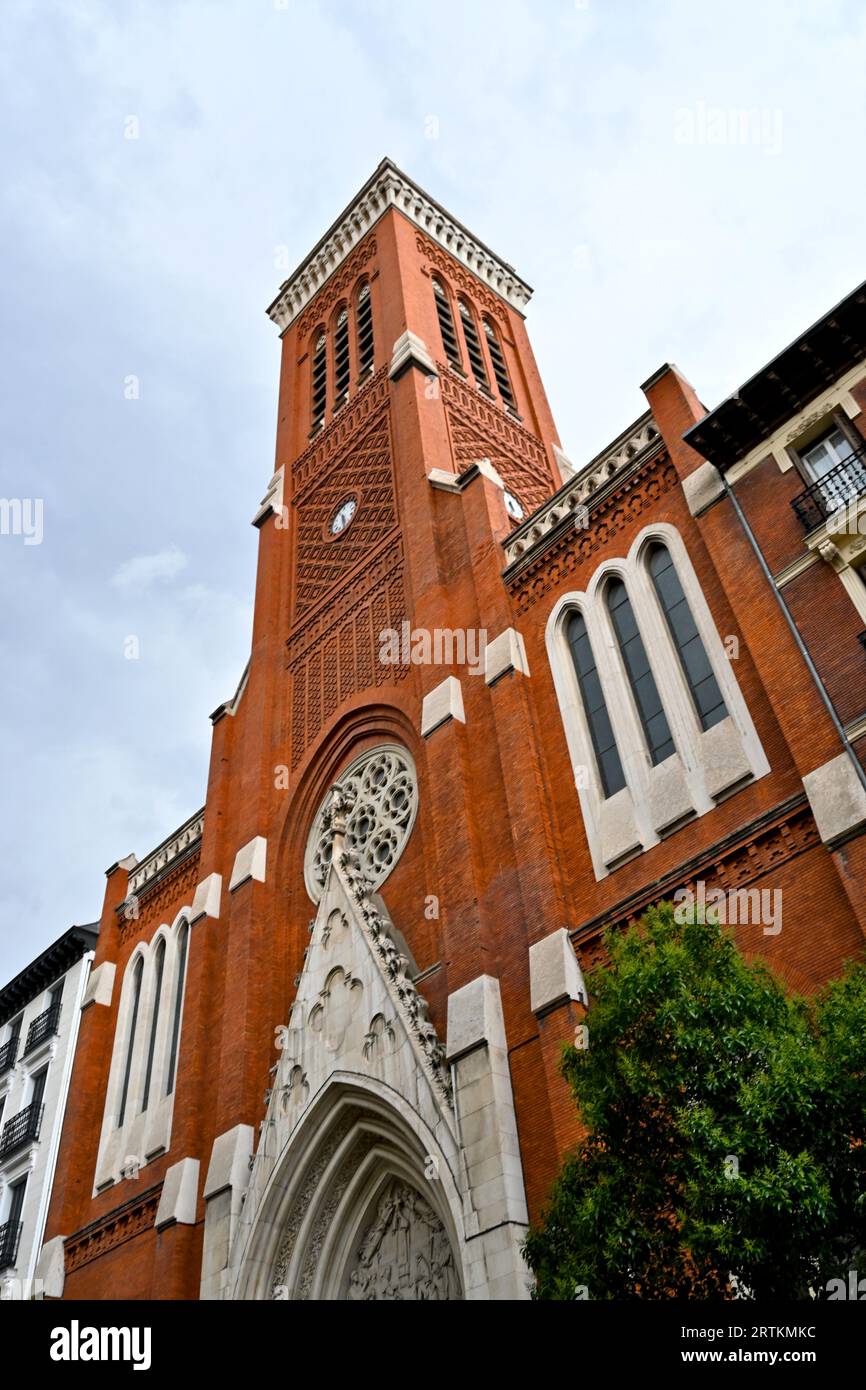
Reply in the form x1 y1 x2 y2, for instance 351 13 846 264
607 578 675 765
566 611 626 798
118 957 143 1128
648 545 727 731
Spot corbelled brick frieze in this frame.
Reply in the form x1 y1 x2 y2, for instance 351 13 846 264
507 452 678 612
118 853 200 945
439 364 554 514
294 238 379 342
415 231 512 328
64 1186 162 1273
573 795 820 972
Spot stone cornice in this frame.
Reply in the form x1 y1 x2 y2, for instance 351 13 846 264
502 412 662 570
127 809 205 898
0 925 98 1024
266 158 532 331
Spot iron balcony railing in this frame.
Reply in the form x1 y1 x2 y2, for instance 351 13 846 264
0 1102 43 1160
23 1000 61 1056
0 1036 17 1077
0 1221 22 1272
790 446 866 532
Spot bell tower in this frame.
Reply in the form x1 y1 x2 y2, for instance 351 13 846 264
42 159 575 1303
257 158 565 774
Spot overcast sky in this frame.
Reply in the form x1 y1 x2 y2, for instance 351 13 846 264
1 0 864 980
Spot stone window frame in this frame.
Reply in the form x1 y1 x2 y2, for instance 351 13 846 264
545 521 769 880
94 911 191 1193
786 408 863 489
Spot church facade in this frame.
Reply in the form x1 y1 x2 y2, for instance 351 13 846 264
39 161 866 1300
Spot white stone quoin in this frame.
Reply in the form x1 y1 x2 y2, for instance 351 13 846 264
191 872 222 923
421 675 465 736
529 928 587 1016
82 960 115 1010
201 1125 254 1301
445 975 531 1298
229 836 267 891
389 330 437 381
484 627 530 685
682 461 725 516
155 1157 200 1230
35 1234 66 1299
803 752 866 845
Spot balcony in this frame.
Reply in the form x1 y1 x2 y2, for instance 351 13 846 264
791 446 866 532
0 1103 43 1160
0 1037 17 1077
23 1000 61 1056
0 1221 22 1272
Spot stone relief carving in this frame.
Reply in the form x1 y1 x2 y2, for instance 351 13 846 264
334 838 452 1106
346 1180 461 1301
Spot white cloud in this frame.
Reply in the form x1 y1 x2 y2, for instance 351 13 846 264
111 547 188 592
2 0 865 979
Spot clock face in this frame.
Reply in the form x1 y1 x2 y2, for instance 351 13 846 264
503 490 524 521
329 497 357 536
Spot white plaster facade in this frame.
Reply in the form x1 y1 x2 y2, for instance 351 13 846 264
0 928 96 1297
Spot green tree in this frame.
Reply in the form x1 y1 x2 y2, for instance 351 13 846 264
524 903 866 1300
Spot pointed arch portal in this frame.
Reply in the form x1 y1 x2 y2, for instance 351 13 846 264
211 794 528 1302
231 1082 464 1301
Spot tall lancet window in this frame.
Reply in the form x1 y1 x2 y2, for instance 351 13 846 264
334 308 350 403
458 300 490 390
483 318 515 409
311 331 327 428
648 544 727 731
356 283 374 375
607 578 675 765
566 611 626 798
166 921 189 1096
117 956 143 1128
433 278 461 368
140 938 165 1113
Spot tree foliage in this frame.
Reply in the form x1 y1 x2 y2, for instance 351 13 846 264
524 903 866 1299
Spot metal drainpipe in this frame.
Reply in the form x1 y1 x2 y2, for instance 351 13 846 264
719 471 866 799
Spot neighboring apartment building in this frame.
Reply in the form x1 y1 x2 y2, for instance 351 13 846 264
680 293 866 832
37 160 866 1301
0 924 97 1296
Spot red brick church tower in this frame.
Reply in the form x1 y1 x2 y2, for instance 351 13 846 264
39 161 866 1301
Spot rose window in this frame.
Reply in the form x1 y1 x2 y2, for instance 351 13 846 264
304 745 418 901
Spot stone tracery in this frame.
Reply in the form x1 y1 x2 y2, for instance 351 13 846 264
304 745 418 902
